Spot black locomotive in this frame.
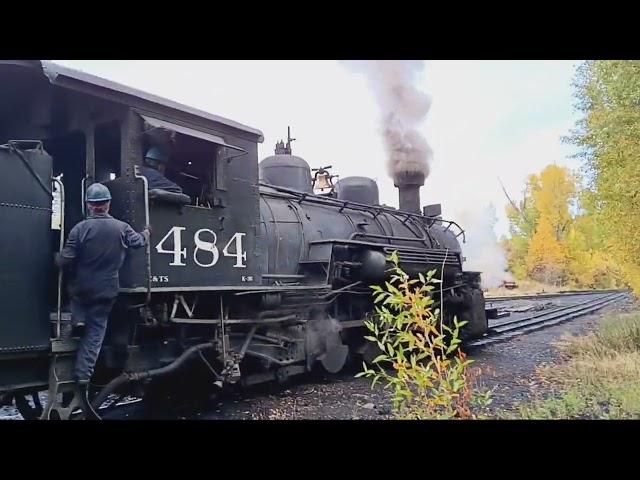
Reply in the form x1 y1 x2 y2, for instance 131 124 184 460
0 61 487 419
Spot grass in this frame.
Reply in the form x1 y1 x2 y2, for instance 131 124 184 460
513 312 640 419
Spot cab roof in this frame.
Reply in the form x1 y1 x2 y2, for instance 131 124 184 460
0 60 264 143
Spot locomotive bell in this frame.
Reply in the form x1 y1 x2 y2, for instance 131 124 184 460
314 171 333 192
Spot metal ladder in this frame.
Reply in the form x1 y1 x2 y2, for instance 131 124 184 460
42 175 82 419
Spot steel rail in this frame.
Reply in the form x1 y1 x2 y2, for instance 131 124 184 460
468 292 627 347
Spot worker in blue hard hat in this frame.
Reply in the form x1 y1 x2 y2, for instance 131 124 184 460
56 182 150 419
142 147 183 194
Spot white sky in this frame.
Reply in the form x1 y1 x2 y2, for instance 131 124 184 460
54 60 582 238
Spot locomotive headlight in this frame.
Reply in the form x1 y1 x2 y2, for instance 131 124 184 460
359 250 388 282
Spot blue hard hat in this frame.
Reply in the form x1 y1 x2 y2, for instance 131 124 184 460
145 147 169 165
86 183 112 203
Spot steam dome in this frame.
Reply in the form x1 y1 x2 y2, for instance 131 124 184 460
335 176 380 205
259 154 313 193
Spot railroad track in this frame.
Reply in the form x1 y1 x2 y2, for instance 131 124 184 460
485 288 626 302
90 290 631 419
468 291 628 348
2 289 629 420
99 290 627 417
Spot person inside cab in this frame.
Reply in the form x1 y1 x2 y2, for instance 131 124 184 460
142 147 183 194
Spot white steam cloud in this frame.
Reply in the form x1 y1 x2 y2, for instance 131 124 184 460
343 60 432 181
455 204 513 290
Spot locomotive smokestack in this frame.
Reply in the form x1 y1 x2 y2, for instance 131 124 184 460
341 61 433 210
394 170 424 213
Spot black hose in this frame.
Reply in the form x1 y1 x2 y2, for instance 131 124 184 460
91 343 215 410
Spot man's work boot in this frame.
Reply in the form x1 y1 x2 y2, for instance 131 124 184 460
75 382 100 420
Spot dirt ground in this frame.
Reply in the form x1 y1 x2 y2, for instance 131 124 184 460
2 295 636 420
187 295 638 420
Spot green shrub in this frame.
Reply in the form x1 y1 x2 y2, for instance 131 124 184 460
356 252 491 419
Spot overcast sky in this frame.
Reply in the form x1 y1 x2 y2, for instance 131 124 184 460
54 60 582 237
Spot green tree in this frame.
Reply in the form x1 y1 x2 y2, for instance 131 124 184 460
565 190 622 288
570 60 640 293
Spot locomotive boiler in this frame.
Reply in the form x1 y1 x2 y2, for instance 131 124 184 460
0 61 487 419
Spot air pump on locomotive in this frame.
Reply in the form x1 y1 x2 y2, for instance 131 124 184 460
0 61 488 419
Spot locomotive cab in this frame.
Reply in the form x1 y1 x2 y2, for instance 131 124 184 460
0 61 265 417
105 116 262 292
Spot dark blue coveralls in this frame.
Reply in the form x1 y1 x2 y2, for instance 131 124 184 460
142 166 182 193
60 213 148 383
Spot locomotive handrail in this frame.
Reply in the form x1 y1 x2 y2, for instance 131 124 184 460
259 182 466 243
52 176 65 339
80 176 88 218
134 166 152 304
349 230 428 244
388 212 436 247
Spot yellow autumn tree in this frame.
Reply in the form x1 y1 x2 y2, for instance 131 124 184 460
505 163 623 289
525 216 570 285
531 165 575 240
505 165 575 284
503 175 539 279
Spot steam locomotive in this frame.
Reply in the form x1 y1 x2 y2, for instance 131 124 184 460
0 61 487 419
